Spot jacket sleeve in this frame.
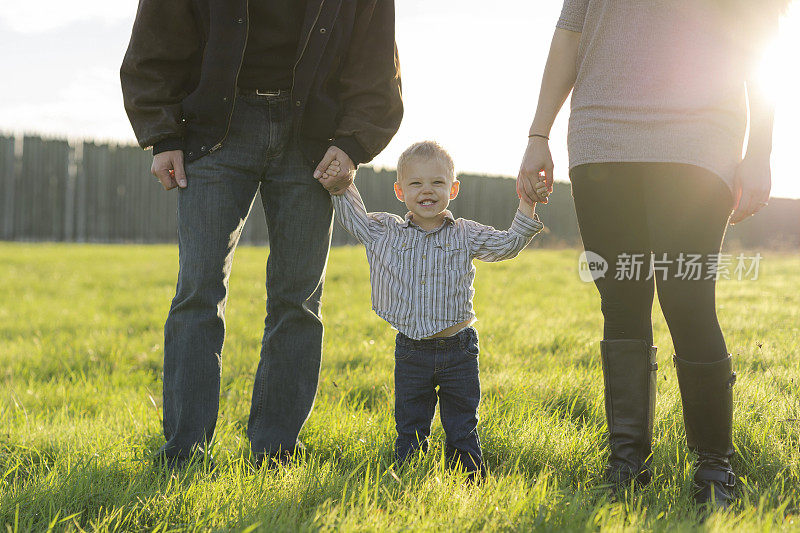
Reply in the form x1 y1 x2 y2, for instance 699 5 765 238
120 0 203 153
332 0 403 165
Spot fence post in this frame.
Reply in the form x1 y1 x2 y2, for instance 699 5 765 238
74 142 87 242
63 143 77 241
1 136 15 240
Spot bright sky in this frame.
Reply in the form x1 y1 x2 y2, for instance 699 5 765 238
1 0 798 198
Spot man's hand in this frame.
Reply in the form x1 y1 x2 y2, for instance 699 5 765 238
730 155 771 224
314 146 356 195
152 150 187 190
517 137 554 205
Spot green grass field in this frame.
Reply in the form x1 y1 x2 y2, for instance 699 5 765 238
1 243 799 532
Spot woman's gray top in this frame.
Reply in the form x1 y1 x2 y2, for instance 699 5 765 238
558 0 757 194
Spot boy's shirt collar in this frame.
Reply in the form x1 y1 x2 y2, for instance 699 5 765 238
401 210 455 232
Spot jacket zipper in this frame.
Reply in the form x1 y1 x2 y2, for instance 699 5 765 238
291 0 326 97
209 0 250 154
212 0 324 154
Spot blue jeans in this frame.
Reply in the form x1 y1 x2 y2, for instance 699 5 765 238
160 93 333 460
394 327 484 473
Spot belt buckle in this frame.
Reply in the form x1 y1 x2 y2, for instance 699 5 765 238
255 89 282 96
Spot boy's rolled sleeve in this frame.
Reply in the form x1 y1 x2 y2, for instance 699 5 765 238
465 211 544 263
331 183 388 245
509 210 545 238
556 0 589 33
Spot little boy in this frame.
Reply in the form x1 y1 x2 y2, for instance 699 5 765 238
318 141 549 478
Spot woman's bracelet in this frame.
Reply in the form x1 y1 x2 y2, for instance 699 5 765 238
528 133 549 140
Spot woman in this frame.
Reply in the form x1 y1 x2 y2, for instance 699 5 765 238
518 0 787 509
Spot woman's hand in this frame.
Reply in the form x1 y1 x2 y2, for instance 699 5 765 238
730 155 771 224
517 137 554 205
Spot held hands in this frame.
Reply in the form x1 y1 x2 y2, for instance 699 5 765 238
729 155 771 224
534 178 550 200
517 137 554 205
314 146 356 195
519 176 550 217
518 178 550 217
517 137 553 205
152 150 187 190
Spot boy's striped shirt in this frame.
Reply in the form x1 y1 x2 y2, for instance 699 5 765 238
332 183 544 340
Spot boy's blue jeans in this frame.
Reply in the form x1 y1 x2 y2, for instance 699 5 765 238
394 326 484 474
159 93 333 461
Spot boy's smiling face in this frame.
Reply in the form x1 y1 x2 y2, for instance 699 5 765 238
394 157 460 229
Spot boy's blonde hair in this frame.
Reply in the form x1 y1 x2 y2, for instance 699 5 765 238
396 141 456 182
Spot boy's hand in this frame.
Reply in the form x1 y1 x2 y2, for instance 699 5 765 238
317 159 349 195
519 178 550 217
314 146 355 195
534 178 550 202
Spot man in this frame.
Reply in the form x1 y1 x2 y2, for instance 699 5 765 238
120 0 402 469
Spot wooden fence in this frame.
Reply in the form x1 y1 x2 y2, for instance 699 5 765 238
1 134 798 249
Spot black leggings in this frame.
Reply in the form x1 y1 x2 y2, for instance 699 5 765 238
570 163 734 363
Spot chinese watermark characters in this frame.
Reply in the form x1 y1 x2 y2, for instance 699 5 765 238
578 252 762 282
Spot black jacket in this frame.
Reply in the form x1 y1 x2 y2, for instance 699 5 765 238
121 0 403 166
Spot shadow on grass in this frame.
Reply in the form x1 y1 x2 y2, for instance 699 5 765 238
539 388 602 431
533 334 598 365
330 352 380 371
0 449 189 530
341 383 393 412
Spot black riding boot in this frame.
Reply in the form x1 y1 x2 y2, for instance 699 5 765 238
674 354 737 510
600 339 658 490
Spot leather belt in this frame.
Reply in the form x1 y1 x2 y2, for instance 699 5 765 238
236 87 290 97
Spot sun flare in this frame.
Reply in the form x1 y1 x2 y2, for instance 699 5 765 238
758 3 800 102
756 2 800 198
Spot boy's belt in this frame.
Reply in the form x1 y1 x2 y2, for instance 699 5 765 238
396 327 476 350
